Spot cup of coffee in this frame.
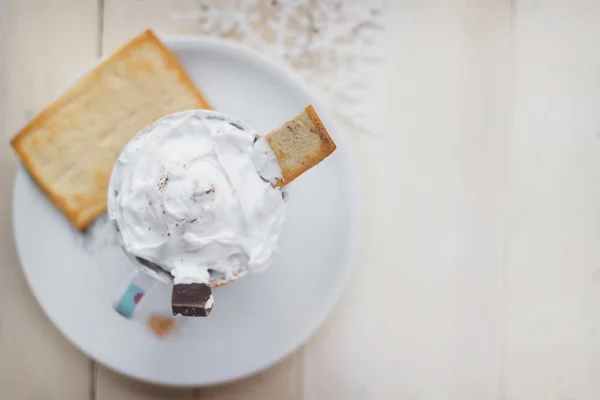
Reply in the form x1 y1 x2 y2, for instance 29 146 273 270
107 109 288 318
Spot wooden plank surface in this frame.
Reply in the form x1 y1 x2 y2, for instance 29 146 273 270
0 1 99 399
303 1 511 398
505 2 600 399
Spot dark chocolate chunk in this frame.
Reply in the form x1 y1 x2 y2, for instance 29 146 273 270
172 283 214 317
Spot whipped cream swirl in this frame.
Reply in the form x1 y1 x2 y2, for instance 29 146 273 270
107 110 287 286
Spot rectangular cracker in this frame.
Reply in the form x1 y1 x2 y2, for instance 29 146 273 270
266 105 336 187
11 30 211 230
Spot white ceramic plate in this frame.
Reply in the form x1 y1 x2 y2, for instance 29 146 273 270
12 36 361 386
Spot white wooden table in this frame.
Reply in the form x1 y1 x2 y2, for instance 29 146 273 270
3 1 600 398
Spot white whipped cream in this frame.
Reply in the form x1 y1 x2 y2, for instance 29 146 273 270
107 110 286 286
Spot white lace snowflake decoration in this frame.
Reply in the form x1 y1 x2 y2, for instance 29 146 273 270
173 0 387 135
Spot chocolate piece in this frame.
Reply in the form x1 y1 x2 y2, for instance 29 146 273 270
172 283 214 317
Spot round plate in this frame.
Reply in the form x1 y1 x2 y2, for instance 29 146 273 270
12 36 361 386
